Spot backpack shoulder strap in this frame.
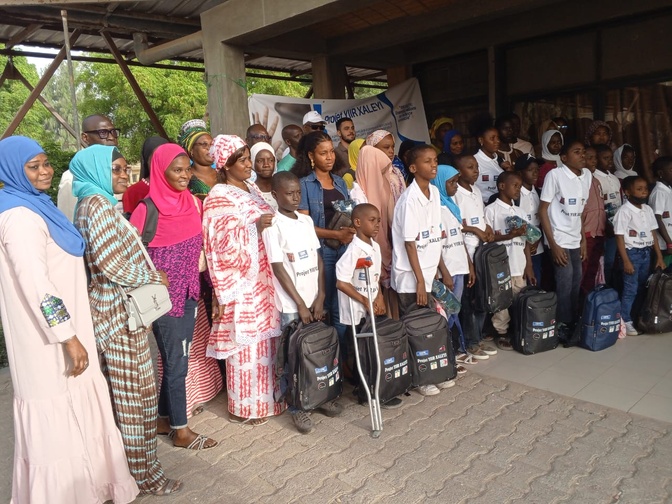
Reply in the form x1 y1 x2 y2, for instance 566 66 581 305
139 197 159 247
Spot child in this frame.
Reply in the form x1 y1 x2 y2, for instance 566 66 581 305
390 144 454 396
453 154 496 361
514 154 543 284
649 156 672 267
484 171 535 350
262 171 340 434
613 176 666 336
580 146 607 299
613 144 638 180
539 140 592 347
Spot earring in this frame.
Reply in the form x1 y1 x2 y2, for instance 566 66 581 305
310 159 315 168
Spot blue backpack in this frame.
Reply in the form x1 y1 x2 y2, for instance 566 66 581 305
580 285 621 351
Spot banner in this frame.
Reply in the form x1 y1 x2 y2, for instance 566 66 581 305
248 78 430 158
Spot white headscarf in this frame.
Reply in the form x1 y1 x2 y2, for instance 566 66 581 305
250 141 277 175
613 144 637 179
541 129 563 165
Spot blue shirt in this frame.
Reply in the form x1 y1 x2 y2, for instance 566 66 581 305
299 171 349 231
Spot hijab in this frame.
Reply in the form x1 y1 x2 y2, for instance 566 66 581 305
177 119 209 153
366 130 392 147
541 130 563 165
613 144 637 179
429 117 453 140
140 136 169 180
348 138 365 169
210 134 247 168
442 129 463 155
0 136 85 257
250 142 277 173
430 164 461 222
70 144 120 207
584 120 612 147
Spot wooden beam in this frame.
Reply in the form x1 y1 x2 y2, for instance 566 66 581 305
0 0 150 5
5 23 42 49
1 29 80 139
100 30 169 139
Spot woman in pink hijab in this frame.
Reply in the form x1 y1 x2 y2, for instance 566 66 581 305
365 129 406 201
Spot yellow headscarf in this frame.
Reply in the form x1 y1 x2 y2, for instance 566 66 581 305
348 138 365 170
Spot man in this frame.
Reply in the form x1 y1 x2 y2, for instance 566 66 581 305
302 111 326 135
334 118 355 169
510 113 534 155
246 123 271 147
277 124 303 172
58 114 119 221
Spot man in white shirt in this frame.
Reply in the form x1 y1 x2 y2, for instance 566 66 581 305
649 157 672 266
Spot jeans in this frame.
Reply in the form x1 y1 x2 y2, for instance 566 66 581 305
449 275 467 353
553 248 582 325
321 245 347 354
531 253 543 287
459 283 485 349
604 237 617 286
621 247 650 323
153 297 197 429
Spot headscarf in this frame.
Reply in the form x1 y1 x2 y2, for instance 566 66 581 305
131 143 201 247
250 142 277 174
430 164 461 222
366 130 392 147
584 120 612 147
442 129 463 155
0 136 85 257
613 144 637 179
177 119 209 153
210 134 246 168
140 136 169 179
541 130 563 165
348 138 365 169
70 144 120 207
429 117 453 140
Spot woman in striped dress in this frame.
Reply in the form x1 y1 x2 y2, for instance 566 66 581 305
70 144 182 495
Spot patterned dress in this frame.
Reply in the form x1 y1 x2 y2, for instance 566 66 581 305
202 181 283 419
75 194 167 494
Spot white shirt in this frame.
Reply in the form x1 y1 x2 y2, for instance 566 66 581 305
439 207 470 276
513 138 534 156
454 184 486 260
57 170 77 223
614 168 638 180
613 201 658 250
262 212 320 313
540 165 592 249
649 181 672 249
336 236 382 325
485 199 528 276
391 180 443 293
518 186 543 255
592 170 622 213
349 182 368 205
474 150 503 204
260 191 278 211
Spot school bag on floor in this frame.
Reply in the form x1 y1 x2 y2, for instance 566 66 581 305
355 316 412 405
639 267 672 334
580 285 621 351
275 320 342 411
403 307 456 387
512 287 559 355
473 243 514 313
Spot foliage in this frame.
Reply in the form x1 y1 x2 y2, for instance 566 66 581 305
245 69 311 97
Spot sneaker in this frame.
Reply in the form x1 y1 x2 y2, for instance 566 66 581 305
436 379 456 389
625 321 642 336
317 400 343 417
479 342 498 355
418 384 441 396
467 345 490 360
456 353 477 365
381 397 403 409
291 410 314 434
496 338 514 351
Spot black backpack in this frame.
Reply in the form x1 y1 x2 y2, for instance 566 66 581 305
473 243 514 313
639 267 672 334
512 287 559 355
403 307 456 387
275 320 342 411
123 197 159 247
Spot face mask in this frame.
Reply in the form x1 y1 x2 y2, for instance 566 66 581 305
627 195 648 205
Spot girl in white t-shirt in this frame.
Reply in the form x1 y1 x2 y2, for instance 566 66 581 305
474 127 505 204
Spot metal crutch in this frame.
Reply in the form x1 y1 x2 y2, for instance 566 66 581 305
349 257 383 438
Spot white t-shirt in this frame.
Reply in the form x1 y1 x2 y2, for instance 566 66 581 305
540 165 592 249
518 185 543 255
454 184 486 260
485 199 528 276
474 150 503 204
613 201 659 250
262 212 320 313
349 182 368 205
391 180 443 293
439 207 470 276
649 181 672 249
592 170 622 213
336 236 382 325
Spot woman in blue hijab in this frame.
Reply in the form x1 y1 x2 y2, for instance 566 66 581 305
0 136 138 503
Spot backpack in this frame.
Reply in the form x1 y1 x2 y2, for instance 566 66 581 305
580 285 621 351
137 198 159 247
638 268 672 334
512 287 559 355
275 320 342 411
403 307 456 387
473 243 514 313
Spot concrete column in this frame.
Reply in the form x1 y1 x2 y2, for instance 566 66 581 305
312 54 347 99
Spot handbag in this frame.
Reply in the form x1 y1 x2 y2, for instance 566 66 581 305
324 211 352 250
117 217 173 331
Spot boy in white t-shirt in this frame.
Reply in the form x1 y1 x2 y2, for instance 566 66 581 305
649 156 672 267
514 154 544 284
614 176 666 336
485 171 535 350
262 172 341 434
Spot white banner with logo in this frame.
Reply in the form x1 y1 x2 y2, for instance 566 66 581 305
248 78 430 157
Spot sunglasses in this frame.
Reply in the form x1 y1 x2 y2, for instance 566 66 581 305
86 128 121 139
249 133 271 141
308 124 324 131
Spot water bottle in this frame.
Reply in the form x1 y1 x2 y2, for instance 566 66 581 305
431 279 461 315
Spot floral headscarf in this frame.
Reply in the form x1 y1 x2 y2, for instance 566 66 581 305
210 135 247 168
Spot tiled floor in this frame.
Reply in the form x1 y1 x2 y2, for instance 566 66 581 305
473 332 672 423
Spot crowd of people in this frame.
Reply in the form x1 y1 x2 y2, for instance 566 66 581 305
0 108 670 503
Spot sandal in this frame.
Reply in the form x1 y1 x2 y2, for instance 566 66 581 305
152 479 183 496
176 433 218 450
456 364 467 375
192 405 204 416
456 353 477 365
229 414 269 426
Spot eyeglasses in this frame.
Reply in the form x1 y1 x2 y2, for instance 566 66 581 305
249 134 270 141
194 141 213 149
85 128 121 139
112 165 132 175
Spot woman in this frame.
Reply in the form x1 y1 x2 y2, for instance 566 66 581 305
122 136 168 214
438 129 464 166
130 143 218 451
365 130 406 200
179 119 217 200
474 126 504 204
585 120 612 148
251 141 278 210
536 129 563 189
70 144 181 495
347 137 365 171
203 134 283 425
613 143 638 180
0 136 139 503
429 116 454 153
